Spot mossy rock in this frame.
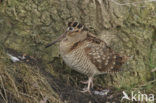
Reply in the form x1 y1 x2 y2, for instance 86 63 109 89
0 0 155 102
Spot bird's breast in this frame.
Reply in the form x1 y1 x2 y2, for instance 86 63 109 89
59 40 100 76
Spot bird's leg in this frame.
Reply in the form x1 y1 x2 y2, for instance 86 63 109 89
80 77 94 88
90 79 93 88
81 76 93 93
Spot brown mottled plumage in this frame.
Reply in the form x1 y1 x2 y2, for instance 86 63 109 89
46 22 127 93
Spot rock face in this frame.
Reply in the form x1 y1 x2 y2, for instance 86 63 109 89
0 0 155 102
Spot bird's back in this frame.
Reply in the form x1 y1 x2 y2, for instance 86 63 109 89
84 34 127 73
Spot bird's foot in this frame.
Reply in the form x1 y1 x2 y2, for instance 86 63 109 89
80 80 93 88
81 88 91 94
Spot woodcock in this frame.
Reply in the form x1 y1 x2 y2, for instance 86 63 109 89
46 22 127 93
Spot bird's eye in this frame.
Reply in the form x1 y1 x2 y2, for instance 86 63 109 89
68 27 74 31
73 22 78 27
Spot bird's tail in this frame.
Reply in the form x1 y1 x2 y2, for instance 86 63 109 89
111 54 128 72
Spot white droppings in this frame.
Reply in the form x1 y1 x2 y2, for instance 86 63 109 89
7 53 20 62
93 89 110 96
18 55 26 60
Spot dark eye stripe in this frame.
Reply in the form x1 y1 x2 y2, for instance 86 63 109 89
72 22 78 27
69 27 73 31
68 22 72 27
77 24 82 29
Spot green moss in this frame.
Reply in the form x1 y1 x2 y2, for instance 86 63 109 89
0 0 156 102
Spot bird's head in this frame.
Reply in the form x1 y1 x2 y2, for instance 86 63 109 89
45 21 86 48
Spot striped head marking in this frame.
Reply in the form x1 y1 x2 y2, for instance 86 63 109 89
67 22 84 33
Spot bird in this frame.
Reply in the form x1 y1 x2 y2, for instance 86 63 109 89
46 22 128 93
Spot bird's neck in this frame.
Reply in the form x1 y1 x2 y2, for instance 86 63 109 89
59 32 88 55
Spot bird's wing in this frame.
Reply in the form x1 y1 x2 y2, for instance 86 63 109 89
84 34 127 73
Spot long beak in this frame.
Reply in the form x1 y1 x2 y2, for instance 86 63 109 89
45 31 67 48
